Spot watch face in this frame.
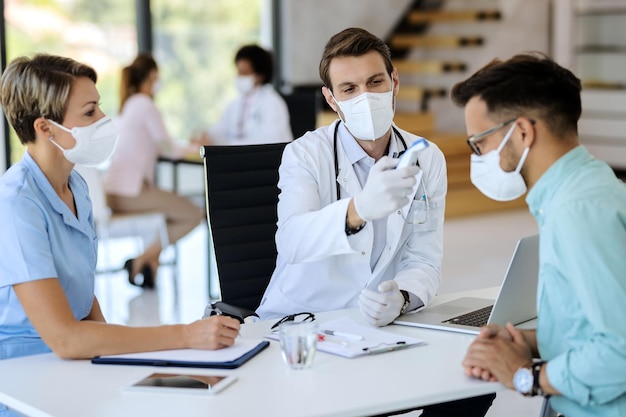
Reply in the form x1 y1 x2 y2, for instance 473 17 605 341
513 367 533 394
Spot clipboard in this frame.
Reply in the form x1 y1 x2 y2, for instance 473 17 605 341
267 317 425 359
92 340 269 369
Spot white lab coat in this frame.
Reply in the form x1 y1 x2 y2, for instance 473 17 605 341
209 84 293 145
256 120 447 320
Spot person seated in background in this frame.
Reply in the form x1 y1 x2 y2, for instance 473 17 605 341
454 52 626 417
204 44 293 145
103 53 205 288
0 53 240 417
256 27 493 417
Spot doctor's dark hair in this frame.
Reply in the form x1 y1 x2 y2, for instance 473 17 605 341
451 52 582 136
0 54 97 145
235 44 274 84
319 27 394 91
120 53 158 112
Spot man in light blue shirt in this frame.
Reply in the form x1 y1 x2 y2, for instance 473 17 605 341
452 52 626 416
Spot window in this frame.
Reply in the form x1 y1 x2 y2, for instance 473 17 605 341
4 0 136 164
150 0 261 141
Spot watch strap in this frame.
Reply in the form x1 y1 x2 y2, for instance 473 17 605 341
532 361 547 397
345 219 366 235
399 290 410 315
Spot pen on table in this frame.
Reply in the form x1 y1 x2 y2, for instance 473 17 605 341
317 334 349 346
363 342 409 355
320 330 364 341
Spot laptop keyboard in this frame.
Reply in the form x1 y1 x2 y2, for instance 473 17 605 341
443 305 493 327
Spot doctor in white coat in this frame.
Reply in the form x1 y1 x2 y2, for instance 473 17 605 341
256 28 447 327
258 29 498 416
206 44 293 145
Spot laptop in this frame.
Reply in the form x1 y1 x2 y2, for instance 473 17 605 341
394 234 539 335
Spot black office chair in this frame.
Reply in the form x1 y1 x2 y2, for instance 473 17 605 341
281 88 320 139
200 143 287 322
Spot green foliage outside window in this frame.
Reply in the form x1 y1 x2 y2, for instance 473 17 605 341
4 0 260 164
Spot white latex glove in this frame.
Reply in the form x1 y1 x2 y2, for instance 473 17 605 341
358 280 405 327
353 156 420 221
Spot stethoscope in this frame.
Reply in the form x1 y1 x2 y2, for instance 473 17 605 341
332 121 430 224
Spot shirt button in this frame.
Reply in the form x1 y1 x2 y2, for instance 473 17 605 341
397 210 401 215
361 251 366 256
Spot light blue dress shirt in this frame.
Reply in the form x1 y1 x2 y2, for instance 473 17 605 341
337 122 402 270
527 146 626 417
0 152 97 361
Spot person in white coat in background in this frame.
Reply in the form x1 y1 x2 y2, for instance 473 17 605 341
205 44 293 145
257 27 447 324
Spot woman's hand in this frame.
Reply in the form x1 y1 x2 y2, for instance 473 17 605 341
184 315 241 350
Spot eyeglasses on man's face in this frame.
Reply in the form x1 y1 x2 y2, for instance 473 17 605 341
270 312 316 331
466 117 537 156
466 118 517 156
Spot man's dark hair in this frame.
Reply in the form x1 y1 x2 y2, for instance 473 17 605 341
235 44 274 84
451 52 582 136
319 27 393 91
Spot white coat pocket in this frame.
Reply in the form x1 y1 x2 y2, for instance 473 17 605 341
407 197 438 232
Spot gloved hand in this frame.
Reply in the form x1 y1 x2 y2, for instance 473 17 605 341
353 156 419 221
359 280 405 327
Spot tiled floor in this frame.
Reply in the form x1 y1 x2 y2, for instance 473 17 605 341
94 207 544 416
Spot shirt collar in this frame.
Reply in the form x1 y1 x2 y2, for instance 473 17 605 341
337 122 401 166
526 145 593 218
23 151 79 219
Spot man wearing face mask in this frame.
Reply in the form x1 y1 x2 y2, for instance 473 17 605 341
257 26 448 325
204 44 293 145
257 28 497 416
454 53 626 417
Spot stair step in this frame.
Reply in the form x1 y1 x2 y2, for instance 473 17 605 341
394 59 467 74
390 34 483 49
408 9 502 24
396 86 447 102
446 187 526 218
396 86 448 111
393 112 436 134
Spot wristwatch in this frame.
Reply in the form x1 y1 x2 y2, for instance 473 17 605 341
345 219 366 235
399 290 411 315
513 361 546 397
513 366 533 396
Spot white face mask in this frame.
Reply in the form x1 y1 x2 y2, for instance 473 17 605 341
331 86 395 141
235 75 256 95
48 116 119 167
470 123 530 201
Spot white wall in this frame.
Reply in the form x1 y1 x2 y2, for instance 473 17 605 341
279 0 413 86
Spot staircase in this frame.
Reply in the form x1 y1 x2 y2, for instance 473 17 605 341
390 0 527 217
319 0 526 218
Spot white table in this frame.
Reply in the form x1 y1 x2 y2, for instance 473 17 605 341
0 288 504 417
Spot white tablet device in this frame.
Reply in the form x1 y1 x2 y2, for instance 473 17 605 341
123 372 237 395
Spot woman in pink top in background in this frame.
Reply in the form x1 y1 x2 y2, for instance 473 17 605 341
103 54 204 288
